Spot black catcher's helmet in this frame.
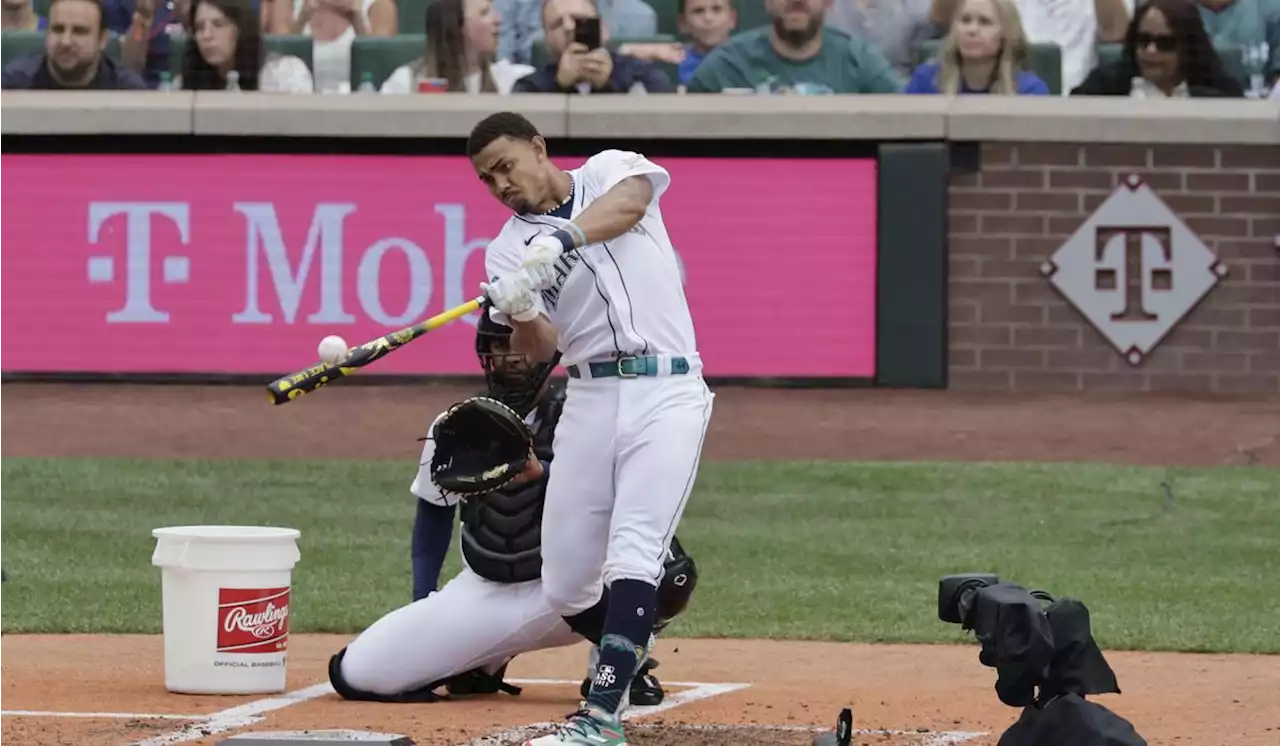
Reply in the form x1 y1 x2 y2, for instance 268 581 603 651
476 308 559 417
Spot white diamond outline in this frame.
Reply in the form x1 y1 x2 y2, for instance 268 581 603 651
1041 174 1227 368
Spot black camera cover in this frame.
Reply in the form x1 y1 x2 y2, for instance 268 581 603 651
965 582 1055 707
998 693 1147 746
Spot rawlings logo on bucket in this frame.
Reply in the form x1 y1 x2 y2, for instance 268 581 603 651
216 588 290 654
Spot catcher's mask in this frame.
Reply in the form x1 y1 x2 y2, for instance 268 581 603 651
476 310 558 417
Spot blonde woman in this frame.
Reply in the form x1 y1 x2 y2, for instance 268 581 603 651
906 0 1049 94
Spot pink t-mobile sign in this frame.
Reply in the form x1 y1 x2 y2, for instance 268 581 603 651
1 155 877 377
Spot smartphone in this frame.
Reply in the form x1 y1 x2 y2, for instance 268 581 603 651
573 16 602 50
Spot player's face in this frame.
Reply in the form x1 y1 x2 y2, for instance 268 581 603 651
485 337 530 376
472 135 552 214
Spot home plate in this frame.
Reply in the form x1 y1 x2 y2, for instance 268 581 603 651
218 731 413 745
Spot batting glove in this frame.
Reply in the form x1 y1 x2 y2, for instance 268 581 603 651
522 236 565 291
481 273 540 323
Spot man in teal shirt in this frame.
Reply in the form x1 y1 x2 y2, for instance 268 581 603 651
1195 0 1280 85
688 0 904 93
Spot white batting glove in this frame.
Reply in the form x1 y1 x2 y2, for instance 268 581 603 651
522 236 565 291
481 274 540 323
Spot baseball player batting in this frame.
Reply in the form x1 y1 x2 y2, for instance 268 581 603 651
468 111 714 746
325 313 699 706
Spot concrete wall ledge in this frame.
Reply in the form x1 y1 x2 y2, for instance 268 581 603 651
3 91 1276 145
1 90 195 134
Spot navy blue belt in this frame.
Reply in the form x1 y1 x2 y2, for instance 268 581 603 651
567 355 691 379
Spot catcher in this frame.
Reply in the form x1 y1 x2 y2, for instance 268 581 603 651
328 310 698 705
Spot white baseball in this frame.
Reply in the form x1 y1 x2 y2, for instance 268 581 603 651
317 335 349 364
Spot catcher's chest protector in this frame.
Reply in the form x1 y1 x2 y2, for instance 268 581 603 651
459 384 566 584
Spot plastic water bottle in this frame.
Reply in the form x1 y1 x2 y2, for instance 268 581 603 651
225 70 240 91
157 71 174 92
356 71 376 92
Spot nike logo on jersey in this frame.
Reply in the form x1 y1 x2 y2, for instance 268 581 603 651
539 251 581 312
523 233 539 246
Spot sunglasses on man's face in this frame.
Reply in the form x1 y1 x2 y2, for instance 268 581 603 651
1135 32 1177 52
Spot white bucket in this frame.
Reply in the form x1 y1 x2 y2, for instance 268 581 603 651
151 525 302 695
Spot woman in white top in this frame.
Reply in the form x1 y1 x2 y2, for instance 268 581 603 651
179 0 314 92
293 0 399 92
381 0 534 94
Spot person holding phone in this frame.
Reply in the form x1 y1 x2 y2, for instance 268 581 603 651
511 0 674 92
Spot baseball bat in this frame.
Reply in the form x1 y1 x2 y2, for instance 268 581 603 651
265 294 485 406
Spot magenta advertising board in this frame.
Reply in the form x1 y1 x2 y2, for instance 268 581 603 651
1 154 878 378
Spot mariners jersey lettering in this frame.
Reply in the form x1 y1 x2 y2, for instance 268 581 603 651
484 150 699 367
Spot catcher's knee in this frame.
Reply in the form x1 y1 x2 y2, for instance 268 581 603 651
329 646 443 702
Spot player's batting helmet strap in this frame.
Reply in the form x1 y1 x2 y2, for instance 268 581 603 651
655 538 697 632
475 308 559 417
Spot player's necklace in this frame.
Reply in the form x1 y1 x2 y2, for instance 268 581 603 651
538 174 574 216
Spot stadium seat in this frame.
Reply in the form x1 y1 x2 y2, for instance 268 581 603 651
350 34 427 89
398 0 430 34
915 38 1063 95
263 34 315 72
1 29 122 66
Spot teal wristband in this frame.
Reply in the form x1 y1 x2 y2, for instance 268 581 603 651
565 222 587 247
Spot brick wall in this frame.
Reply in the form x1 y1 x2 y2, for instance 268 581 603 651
948 143 1280 394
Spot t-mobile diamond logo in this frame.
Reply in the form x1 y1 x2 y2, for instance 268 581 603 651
1040 175 1227 366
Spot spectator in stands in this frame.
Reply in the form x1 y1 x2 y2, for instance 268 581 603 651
161 0 291 33
2 0 48 30
597 0 739 85
512 0 674 92
930 0 1130 93
687 0 904 93
63 0 168 87
292 0 397 92
675 0 737 83
1193 0 1279 88
827 0 938 75
495 0 657 65
177 0 313 89
381 0 534 92
1073 0 1244 95
1 0 148 87
906 0 1049 93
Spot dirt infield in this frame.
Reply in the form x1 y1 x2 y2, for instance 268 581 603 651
3 382 1279 746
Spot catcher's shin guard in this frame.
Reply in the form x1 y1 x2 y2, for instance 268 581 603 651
444 662 523 697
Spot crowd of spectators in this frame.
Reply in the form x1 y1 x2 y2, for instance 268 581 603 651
3 0 1277 98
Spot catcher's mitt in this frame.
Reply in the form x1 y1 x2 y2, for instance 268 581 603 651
429 396 534 499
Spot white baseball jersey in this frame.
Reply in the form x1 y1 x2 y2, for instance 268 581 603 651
484 150 698 368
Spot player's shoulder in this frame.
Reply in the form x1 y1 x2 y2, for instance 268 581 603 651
585 149 652 169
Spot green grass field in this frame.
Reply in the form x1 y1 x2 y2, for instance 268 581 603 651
3 458 1277 653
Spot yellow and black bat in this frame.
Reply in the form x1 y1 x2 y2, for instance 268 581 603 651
266 295 485 406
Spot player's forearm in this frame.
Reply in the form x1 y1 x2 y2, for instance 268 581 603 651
553 176 653 250
510 314 559 364
411 500 455 600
